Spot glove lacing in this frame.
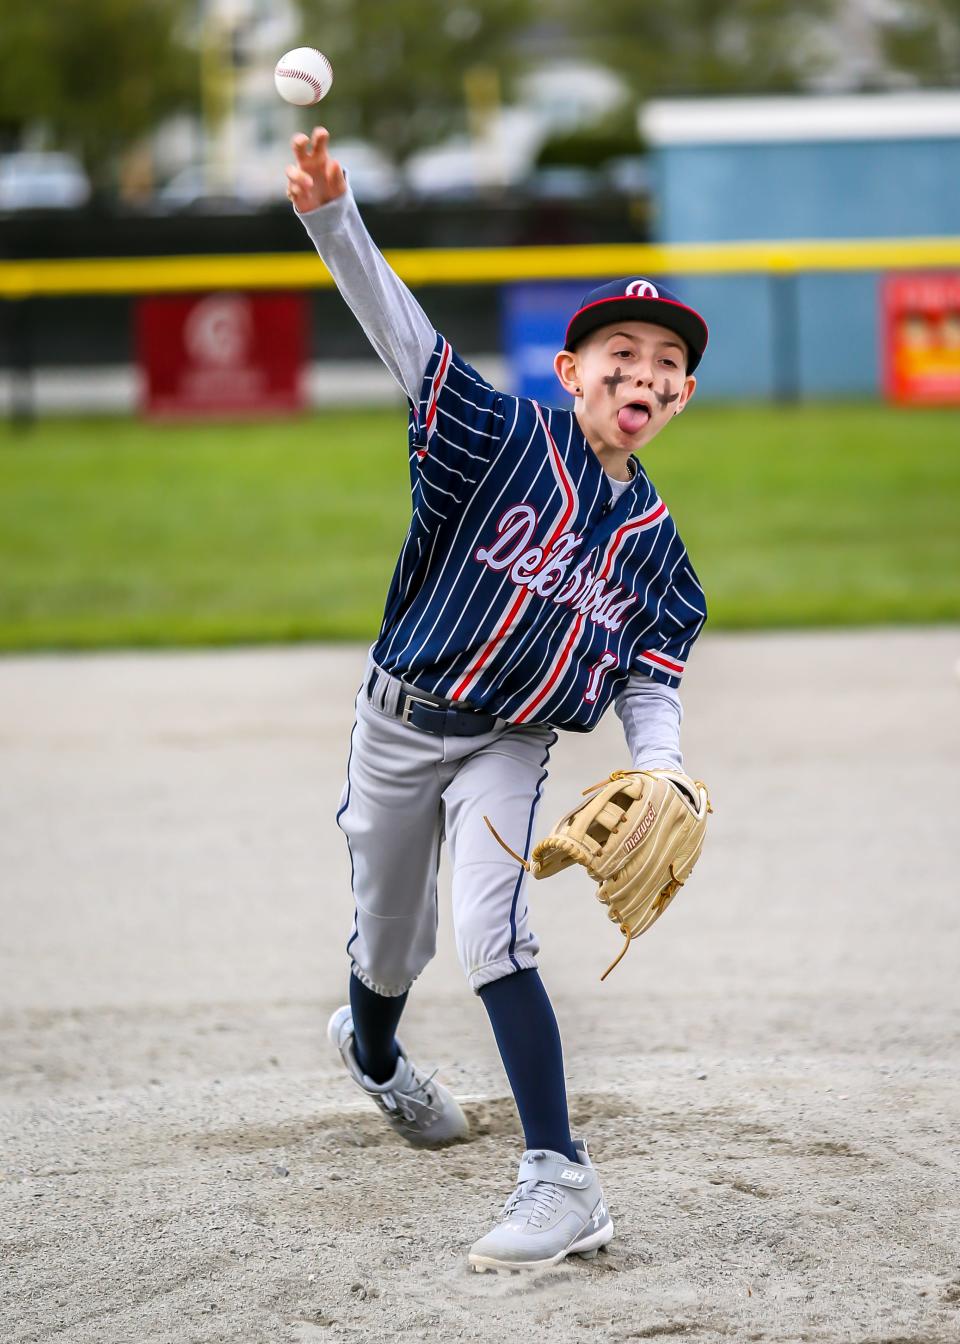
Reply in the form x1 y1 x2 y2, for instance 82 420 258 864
482 814 530 871
601 866 682 981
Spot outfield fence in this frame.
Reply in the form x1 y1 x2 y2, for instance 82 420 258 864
2 235 959 419
2 236 959 296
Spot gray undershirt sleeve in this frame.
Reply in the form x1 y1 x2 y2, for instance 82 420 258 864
295 189 437 403
615 675 684 771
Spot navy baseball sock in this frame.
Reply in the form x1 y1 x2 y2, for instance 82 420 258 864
479 968 578 1164
348 974 407 1084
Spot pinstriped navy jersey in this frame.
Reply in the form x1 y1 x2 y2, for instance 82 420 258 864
371 333 707 731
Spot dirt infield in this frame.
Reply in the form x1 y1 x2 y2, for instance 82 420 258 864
2 631 959 1344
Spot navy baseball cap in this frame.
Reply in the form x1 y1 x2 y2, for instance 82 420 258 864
564 277 708 373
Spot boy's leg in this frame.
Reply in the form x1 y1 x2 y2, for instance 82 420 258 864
443 725 613 1267
478 968 576 1162
337 688 446 997
330 682 467 1147
348 975 407 1083
442 724 575 1159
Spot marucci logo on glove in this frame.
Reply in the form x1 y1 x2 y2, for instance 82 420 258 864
622 803 657 853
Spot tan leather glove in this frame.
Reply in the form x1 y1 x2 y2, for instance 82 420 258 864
486 770 711 980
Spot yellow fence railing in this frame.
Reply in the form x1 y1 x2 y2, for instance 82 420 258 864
1 236 959 298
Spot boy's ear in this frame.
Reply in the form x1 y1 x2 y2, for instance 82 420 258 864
675 374 697 413
554 349 581 398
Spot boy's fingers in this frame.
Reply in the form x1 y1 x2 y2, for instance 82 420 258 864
292 128 328 169
285 165 314 189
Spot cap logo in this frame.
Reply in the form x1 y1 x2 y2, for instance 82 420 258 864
625 279 659 299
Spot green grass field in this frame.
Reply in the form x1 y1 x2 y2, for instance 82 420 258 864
0 403 957 651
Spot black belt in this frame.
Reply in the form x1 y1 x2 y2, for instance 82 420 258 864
367 669 499 738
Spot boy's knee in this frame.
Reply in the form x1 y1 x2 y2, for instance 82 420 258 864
349 960 416 998
349 912 435 996
466 953 539 995
454 901 539 995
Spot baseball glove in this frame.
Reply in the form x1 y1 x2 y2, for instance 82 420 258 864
485 770 711 980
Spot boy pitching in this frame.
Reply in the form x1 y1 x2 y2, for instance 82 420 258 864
286 127 708 1272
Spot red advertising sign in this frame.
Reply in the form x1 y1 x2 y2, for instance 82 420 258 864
882 272 960 405
137 292 307 419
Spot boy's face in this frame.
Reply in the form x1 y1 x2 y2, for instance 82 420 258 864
554 319 697 465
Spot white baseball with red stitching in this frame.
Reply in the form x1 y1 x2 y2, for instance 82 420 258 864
273 47 333 106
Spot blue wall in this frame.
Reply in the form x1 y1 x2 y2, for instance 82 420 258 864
653 138 960 243
501 271 888 402
651 135 960 398
673 271 883 400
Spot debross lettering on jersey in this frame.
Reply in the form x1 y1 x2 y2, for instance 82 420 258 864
372 337 706 729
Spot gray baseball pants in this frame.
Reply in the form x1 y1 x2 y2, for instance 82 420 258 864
337 663 557 995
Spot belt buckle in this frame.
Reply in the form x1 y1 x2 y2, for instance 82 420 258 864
400 691 438 726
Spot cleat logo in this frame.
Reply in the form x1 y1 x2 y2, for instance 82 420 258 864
592 1200 606 1228
561 1169 587 1184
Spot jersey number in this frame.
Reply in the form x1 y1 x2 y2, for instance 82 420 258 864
583 652 618 703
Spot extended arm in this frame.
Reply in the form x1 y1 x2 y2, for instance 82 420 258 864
286 128 436 403
614 674 684 771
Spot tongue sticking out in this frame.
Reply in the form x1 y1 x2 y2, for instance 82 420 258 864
617 404 650 435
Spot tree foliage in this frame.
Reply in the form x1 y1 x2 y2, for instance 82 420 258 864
535 113 644 170
545 0 835 98
546 0 960 97
876 0 960 87
292 0 537 161
0 0 197 184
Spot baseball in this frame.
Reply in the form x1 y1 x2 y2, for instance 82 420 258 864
273 47 333 106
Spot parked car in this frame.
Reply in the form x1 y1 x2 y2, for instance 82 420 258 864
152 140 401 214
603 155 651 197
0 152 91 211
526 165 604 200
333 140 402 204
152 165 263 214
404 138 484 201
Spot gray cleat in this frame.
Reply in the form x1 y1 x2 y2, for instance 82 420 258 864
468 1139 614 1271
327 1005 468 1149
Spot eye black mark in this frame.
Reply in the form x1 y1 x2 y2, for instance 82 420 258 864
602 366 630 395
655 381 680 410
